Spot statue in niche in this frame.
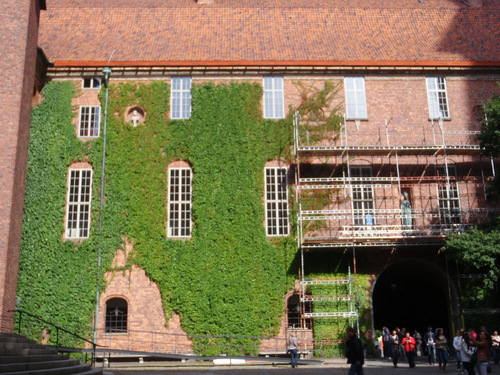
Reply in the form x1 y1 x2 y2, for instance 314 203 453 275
130 110 141 127
401 192 412 231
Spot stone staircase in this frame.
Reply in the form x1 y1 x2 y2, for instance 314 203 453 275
0 333 102 375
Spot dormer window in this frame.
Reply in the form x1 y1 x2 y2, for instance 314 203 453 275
82 77 101 89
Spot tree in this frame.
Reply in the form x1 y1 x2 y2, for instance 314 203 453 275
442 88 500 293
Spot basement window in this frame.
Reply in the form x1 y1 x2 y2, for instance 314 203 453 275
82 77 101 89
105 298 128 333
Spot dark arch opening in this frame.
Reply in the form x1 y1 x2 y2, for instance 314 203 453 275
105 297 128 333
372 259 450 335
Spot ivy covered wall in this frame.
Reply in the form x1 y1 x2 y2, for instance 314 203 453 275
18 79 372 354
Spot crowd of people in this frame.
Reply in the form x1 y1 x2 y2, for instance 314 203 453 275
380 325 500 374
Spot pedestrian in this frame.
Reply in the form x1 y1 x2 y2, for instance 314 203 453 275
396 327 406 360
492 330 500 364
425 326 437 365
390 329 400 368
287 333 299 368
402 331 416 368
469 330 490 375
382 326 391 359
345 327 364 375
453 329 463 372
413 329 422 356
435 328 448 373
459 331 476 375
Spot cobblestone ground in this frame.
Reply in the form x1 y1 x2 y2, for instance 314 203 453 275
104 357 500 375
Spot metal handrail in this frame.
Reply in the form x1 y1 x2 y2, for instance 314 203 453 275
10 309 99 365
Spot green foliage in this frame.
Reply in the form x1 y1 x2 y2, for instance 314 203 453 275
19 80 297 354
477 88 500 200
443 227 500 290
18 81 120 344
478 90 500 159
294 80 343 145
19 79 367 357
442 87 500 325
305 272 371 357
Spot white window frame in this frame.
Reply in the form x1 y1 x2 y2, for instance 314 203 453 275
171 77 192 119
265 166 289 236
65 168 92 239
78 106 101 138
426 77 450 120
350 166 375 226
436 165 461 224
344 77 368 119
82 77 101 89
263 77 285 119
168 167 192 238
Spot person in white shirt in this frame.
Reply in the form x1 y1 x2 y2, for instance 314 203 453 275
453 329 464 372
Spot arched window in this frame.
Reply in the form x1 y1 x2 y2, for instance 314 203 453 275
65 166 93 239
265 166 289 236
105 298 128 333
287 293 312 329
168 162 193 238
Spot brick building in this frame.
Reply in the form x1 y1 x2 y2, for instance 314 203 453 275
0 0 45 331
9 0 500 355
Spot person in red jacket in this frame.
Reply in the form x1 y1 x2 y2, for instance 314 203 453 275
402 331 417 368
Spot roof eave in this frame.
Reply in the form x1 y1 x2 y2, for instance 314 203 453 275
52 60 500 68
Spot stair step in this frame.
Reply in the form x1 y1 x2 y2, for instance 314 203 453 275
0 343 47 351
0 354 70 364
0 349 58 357
0 335 37 346
0 359 79 372
0 333 101 374
0 363 96 375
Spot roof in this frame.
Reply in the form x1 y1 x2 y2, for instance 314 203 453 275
39 0 500 68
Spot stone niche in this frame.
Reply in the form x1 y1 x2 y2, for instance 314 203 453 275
125 106 145 127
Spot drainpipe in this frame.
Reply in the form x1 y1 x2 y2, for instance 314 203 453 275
93 67 111 345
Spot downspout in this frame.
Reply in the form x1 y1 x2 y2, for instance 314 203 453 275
93 67 111 344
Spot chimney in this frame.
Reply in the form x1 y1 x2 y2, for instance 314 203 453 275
196 0 214 4
462 0 482 7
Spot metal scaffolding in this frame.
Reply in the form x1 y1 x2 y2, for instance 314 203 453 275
292 109 497 329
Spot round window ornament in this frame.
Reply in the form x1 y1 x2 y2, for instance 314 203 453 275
126 107 145 127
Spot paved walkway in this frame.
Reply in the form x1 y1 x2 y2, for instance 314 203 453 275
104 356 500 374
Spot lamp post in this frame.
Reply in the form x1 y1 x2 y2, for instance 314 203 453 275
93 67 111 345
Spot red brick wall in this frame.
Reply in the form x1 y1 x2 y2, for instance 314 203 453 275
0 0 42 332
96 243 193 354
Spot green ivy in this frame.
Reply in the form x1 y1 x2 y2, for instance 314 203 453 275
18 81 120 344
18 79 370 356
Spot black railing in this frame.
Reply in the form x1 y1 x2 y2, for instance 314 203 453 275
10 309 99 365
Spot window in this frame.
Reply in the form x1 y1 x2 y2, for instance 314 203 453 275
350 166 374 226
263 77 285 119
344 77 367 119
426 77 450 119
105 298 127 333
65 168 92 239
265 167 289 236
78 106 100 138
436 166 461 224
171 77 192 119
82 77 101 89
168 167 192 237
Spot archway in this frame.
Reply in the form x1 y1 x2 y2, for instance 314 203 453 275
372 258 452 335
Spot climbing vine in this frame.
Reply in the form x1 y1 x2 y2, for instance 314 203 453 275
18 78 372 356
